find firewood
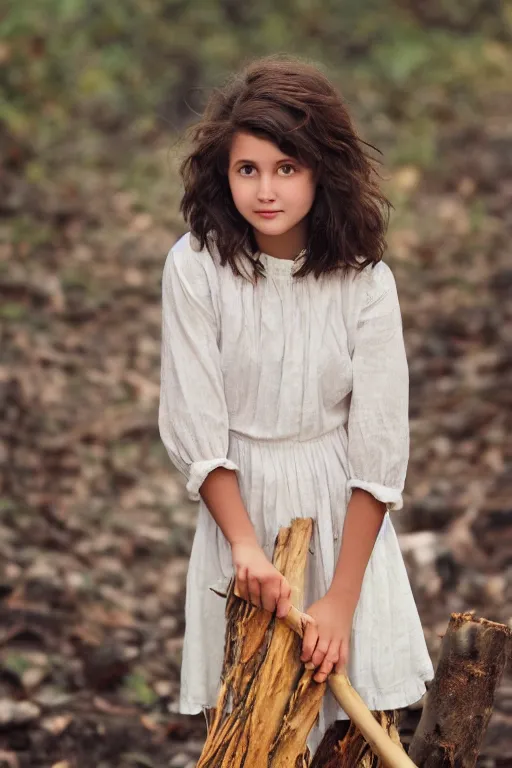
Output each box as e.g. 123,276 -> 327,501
197,518 -> 416,768
408,611 -> 512,767
232,582 -> 415,767
197,518 -> 320,767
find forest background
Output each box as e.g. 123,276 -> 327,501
1,1 -> 511,766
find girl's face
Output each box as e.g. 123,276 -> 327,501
227,131 -> 317,248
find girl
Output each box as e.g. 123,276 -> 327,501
158,53 -> 434,755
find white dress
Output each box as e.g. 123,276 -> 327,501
158,231 -> 435,754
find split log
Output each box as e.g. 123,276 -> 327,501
197,518 -> 415,768
408,611 -> 512,767
197,518 -> 323,767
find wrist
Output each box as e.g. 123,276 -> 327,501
326,582 -> 360,611
229,533 -> 260,549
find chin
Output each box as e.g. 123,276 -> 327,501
251,220 -> 294,236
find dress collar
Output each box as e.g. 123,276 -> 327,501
258,248 -> 307,277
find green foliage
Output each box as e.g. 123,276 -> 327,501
0,302 -> 27,321
1,0 -> 509,164
122,671 -> 159,706
4,652 -> 32,677
0,0 -> 510,236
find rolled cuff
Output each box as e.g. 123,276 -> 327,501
347,479 -> 404,513
186,458 -> 240,501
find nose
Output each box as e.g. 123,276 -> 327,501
257,175 -> 276,203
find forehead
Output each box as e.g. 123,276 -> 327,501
229,131 -> 290,163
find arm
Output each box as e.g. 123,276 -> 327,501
301,261 -> 410,681
159,243 -> 257,545
328,489 -> 385,611
159,240 -> 291,615
199,467 -> 259,547
330,260 -> 409,603
200,467 -> 291,615
158,242 -> 241,500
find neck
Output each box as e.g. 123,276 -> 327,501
253,221 -> 308,261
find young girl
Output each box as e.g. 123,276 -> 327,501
158,53 -> 434,754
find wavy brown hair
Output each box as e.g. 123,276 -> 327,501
179,53 -> 392,282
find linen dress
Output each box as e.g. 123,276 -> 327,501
158,231 -> 434,754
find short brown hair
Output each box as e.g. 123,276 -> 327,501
179,54 -> 392,282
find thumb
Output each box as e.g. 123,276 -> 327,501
335,639 -> 349,675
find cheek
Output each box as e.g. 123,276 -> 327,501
306,183 -> 317,208
228,177 -> 251,212
286,180 -> 316,212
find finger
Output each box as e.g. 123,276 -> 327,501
248,576 -> 262,608
261,583 -> 280,614
313,658 -> 334,683
236,567 -> 249,602
300,619 -> 318,663
276,578 -> 292,619
314,641 -> 340,683
311,640 -> 330,669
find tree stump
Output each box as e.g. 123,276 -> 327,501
408,611 -> 512,767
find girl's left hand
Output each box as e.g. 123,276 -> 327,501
301,589 -> 355,683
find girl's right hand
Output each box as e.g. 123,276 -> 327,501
231,540 -> 292,619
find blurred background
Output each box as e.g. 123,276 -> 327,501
1,1 -> 511,766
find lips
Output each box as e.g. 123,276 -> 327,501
255,210 -> 282,218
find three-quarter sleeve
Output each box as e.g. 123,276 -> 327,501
346,261 -> 409,513
158,242 -> 239,501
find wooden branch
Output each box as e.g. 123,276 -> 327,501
408,611 -> 512,767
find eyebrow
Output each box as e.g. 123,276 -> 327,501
232,157 -> 297,167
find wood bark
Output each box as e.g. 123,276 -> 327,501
408,611 -> 511,767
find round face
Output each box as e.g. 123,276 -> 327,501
227,131 -> 317,255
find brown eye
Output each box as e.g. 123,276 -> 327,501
279,164 -> 296,176
239,165 -> 254,176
